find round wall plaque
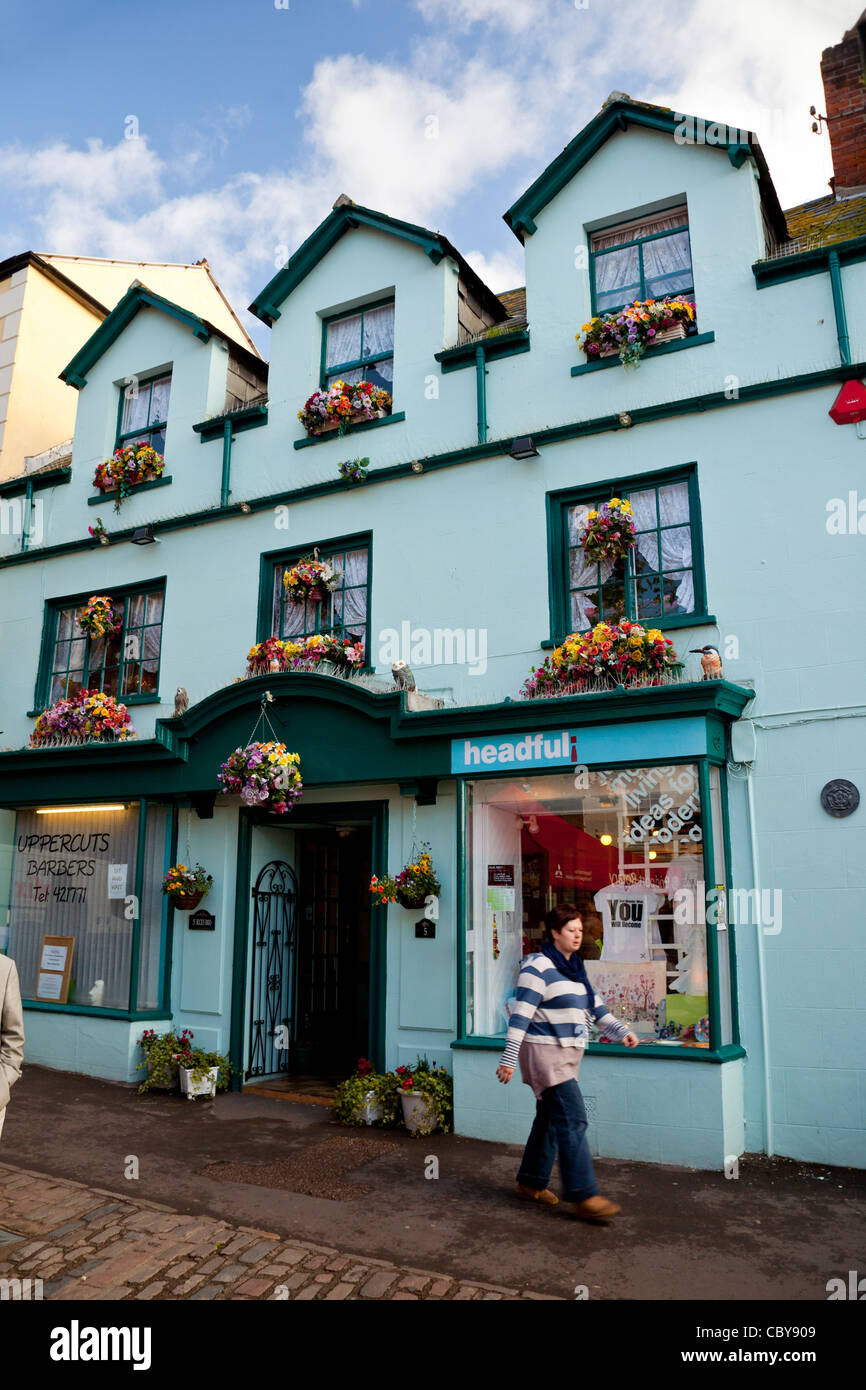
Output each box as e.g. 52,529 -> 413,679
820,779 -> 860,818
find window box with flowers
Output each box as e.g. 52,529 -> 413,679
577,298 -> 696,368
92,444 -> 167,511
522,619 -> 682,698
298,380 -> 392,437
244,633 -> 364,677
29,689 -> 136,746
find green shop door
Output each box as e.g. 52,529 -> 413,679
293,827 -> 372,1076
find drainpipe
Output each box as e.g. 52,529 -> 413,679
220,419 -> 233,507
828,250 -> 851,367
745,764 -> 773,1157
474,344 -> 487,444
21,478 -> 32,553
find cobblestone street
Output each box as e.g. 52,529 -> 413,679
0,1163 -> 550,1301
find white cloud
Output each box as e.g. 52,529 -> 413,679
414,0 -> 540,34
463,248 -> 525,292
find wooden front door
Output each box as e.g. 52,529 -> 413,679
294,828 -> 371,1075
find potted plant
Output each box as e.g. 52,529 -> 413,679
29,689 -> 136,747
522,620 -> 681,698
333,1058 -> 401,1127
137,1027 -> 195,1093
162,863 -> 213,912
396,1057 -> 453,1136
218,742 -> 303,813
578,498 -> 637,564
577,297 -> 696,367
369,843 -> 441,910
282,553 -> 340,606
285,633 -> 365,672
337,456 -> 370,483
77,595 -> 123,640
93,443 -> 165,511
245,636 -> 296,676
298,381 -> 391,437
178,1046 -> 231,1100
88,518 -> 110,546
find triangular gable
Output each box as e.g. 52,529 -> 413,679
503,97 -> 787,243
249,200 -> 505,327
60,283 -> 213,389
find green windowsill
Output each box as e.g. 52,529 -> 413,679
27,695 -> 161,718
570,331 -> 715,376
293,411 -> 405,450
540,613 -> 718,649
451,1036 -> 745,1063
22,1000 -> 171,1021
88,476 -> 173,505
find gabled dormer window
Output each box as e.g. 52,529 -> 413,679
322,300 -> 394,392
590,207 -> 694,315
116,372 -> 172,454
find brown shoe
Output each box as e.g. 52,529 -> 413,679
572,1195 -> 620,1222
516,1183 -> 559,1206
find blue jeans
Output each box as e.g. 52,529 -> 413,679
516,1079 -> 598,1203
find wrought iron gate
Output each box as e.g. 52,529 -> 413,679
247,859 -> 298,1080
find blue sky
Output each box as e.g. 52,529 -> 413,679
1,0 -> 848,350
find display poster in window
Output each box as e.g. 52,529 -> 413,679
36,935 -> 74,1002
487,864 -> 515,911
585,960 -> 666,1035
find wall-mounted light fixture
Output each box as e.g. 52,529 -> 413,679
509,436 -> 539,460
131,525 -> 158,545
37,804 -> 127,815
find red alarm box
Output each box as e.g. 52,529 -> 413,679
829,380 -> 866,424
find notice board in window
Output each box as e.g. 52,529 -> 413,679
36,935 -> 75,1003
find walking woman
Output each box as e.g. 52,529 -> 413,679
496,904 -> 638,1221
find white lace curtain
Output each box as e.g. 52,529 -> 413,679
629,483 -> 694,614
326,305 -> 394,379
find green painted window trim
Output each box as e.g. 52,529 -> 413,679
114,369 -> 172,453
589,220 -> 693,316
257,531 -> 373,663
435,329 -> 531,373
88,476 -> 173,506
33,577 -> 167,714
450,1036 -> 746,1063
544,463 -> 709,646
571,331 -> 715,375
319,296 -> 395,390
294,411 -> 405,450
22,1002 -> 173,1021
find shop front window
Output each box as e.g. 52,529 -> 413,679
1,802 -> 170,1012
465,763 -> 721,1050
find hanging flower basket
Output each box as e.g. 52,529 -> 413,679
521,620 -> 680,698
162,863 -> 213,910
282,555 -> 340,606
93,444 -> 165,510
218,742 -> 303,814
298,381 -> 391,437
78,595 -> 123,640
370,843 -> 441,908
578,498 -> 637,564
577,298 -> 696,367
29,689 -> 136,746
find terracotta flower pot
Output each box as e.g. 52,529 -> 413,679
171,891 -> 204,911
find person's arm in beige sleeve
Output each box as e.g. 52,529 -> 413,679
0,958 -> 25,1111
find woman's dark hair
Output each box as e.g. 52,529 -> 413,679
543,903 -> 582,942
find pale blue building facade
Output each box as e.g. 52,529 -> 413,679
0,97 -> 864,1170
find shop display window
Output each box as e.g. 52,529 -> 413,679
465,763 -> 722,1049
0,802 -> 170,1012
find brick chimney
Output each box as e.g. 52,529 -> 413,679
820,9 -> 866,195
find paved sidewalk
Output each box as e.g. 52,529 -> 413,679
0,1164 -> 549,1301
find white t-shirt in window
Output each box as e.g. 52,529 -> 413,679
594,883 -> 664,963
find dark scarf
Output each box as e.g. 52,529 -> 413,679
540,940 -> 594,999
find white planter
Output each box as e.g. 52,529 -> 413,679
400,1091 -> 438,1134
179,1065 -> 218,1100
356,1090 -> 383,1126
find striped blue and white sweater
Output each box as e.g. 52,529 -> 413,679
500,952 -> 630,1069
